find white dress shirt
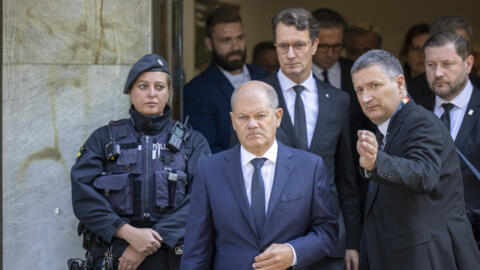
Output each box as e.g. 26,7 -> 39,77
434,80 -> 473,140
312,61 -> 342,89
240,140 -> 278,212
239,140 -> 297,266
277,69 -> 319,147
218,64 -> 251,90
377,119 -> 390,137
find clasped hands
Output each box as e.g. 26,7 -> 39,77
115,224 -> 163,270
357,130 -> 378,172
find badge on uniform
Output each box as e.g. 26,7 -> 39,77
76,146 -> 85,162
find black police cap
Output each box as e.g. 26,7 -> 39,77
123,53 -> 170,94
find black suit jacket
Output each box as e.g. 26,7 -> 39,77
262,74 -> 361,257
360,100 -> 480,270
406,72 -> 480,110
414,84 -> 480,210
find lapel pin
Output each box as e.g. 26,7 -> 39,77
325,93 -> 330,98
468,109 -> 474,115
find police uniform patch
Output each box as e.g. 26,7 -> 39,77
76,146 -> 85,161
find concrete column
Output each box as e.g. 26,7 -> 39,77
2,1 -> 152,268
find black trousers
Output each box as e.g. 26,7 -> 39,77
467,210 -> 480,250
113,244 -> 180,270
90,240 -> 181,270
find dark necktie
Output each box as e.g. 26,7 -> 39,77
293,85 -> 308,150
440,103 -> 454,131
322,70 -> 330,85
251,158 -> 267,236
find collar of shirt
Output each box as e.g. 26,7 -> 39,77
377,118 -> 390,136
312,61 -> 340,78
277,68 -> 316,95
312,62 -> 340,81
240,140 -> 278,167
218,64 -> 251,89
434,79 -> 473,112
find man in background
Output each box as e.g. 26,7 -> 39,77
423,31 -> 480,249
345,23 -> 382,61
252,41 -> 279,75
183,6 -> 267,153
408,15 -> 480,108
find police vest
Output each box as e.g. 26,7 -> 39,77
93,119 -> 191,223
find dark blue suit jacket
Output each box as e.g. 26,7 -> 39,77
183,62 -> 267,153
181,142 -> 338,269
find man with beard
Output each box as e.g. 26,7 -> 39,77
424,31 -> 480,249
407,15 -> 480,109
183,6 -> 267,153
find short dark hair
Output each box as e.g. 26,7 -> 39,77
252,41 -> 275,62
272,8 -> 319,42
351,49 -> 404,82
206,6 -> 242,38
346,23 -> 382,48
311,8 -> 347,36
430,15 -> 473,41
423,31 -> 471,60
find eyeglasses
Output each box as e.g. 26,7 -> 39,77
274,41 -> 311,54
317,43 -> 344,53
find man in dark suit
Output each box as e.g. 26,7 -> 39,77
407,15 -> 480,108
183,6 -> 267,153
422,31 -> 480,248
263,8 -> 361,270
352,49 -> 480,270
181,80 -> 338,270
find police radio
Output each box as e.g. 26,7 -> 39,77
167,116 -> 189,152
105,122 -> 121,161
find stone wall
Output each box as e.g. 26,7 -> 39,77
2,1 -> 152,268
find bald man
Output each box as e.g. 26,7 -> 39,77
181,81 -> 338,270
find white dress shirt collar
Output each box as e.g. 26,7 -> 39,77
434,80 -> 473,112
218,64 -> 251,90
240,140 -> 278,167
311,61 -> 341,89
377,119 -> 390,136
277,69 -> 316,94
434,80 -> 473,140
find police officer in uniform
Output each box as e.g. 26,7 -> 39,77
71,53 -> 211,270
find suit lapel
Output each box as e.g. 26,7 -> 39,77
264,143 -> 293,224
455,87 -> 480,149
267,75 -> 298,147
221,145 -> 257,235
309,78 -> 332,151
209,63 -> 235,102
364,102 -> 409,216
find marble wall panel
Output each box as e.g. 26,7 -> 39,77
3,0 -> 151,65
3,63 -> 134,269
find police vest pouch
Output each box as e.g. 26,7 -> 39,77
155,170 -> 187,208
114,148 -> 140,174
93,173 -> 133,215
